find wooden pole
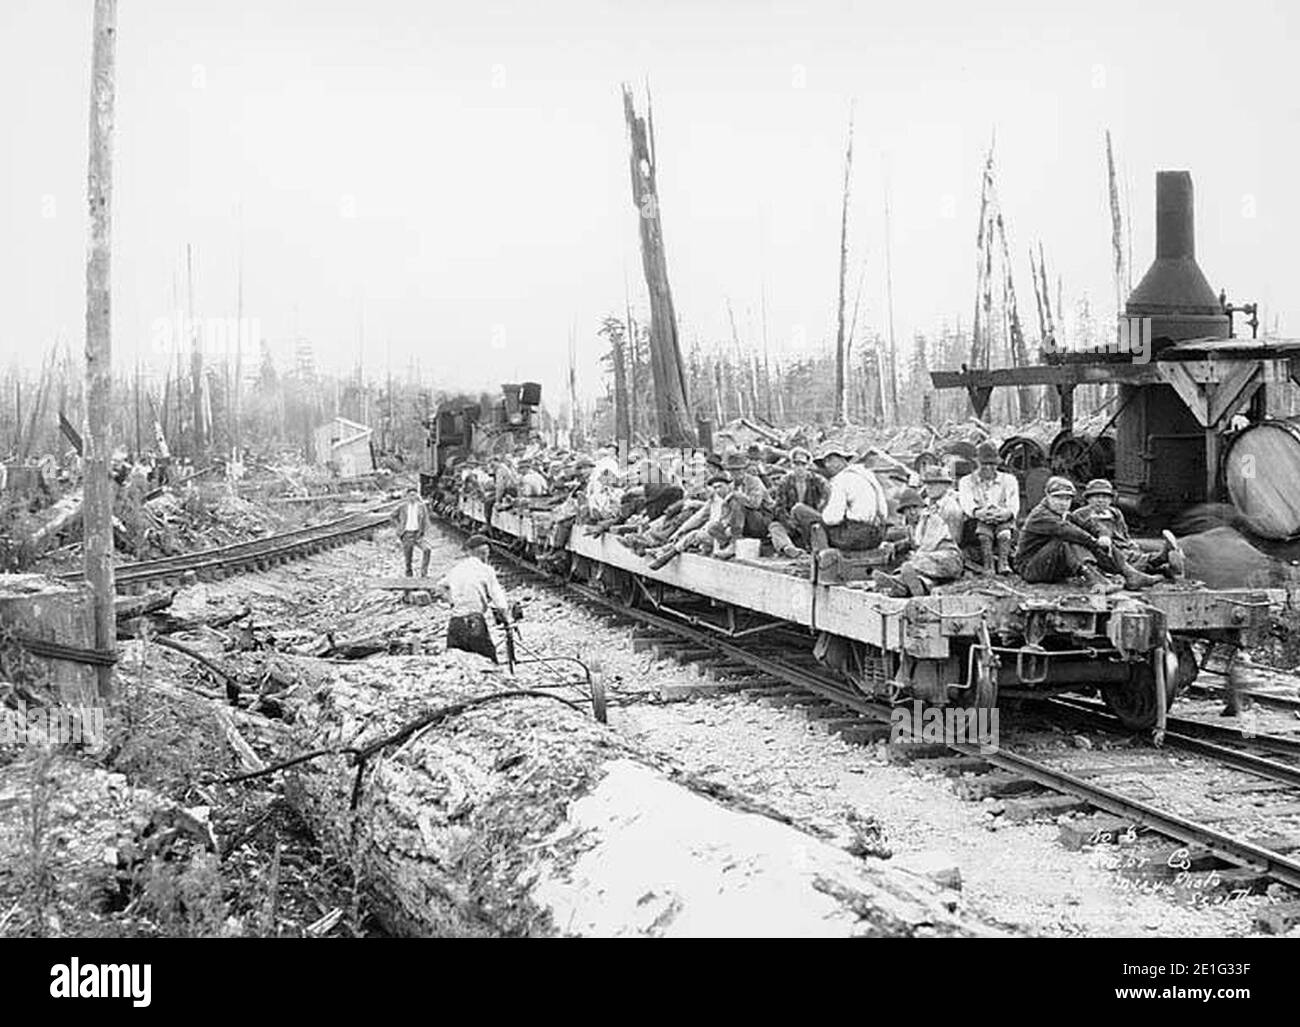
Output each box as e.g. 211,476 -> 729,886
833,104 -> 854,426
83,0 -> 117,701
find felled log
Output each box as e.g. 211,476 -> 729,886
113,589 -> 175,623
29,492 -> 83,554
281,654 -> 1002,937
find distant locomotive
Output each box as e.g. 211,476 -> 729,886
933,171 -> 1300,534
419,381 -> 542,495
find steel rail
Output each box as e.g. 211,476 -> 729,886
462,511 -> 1300,892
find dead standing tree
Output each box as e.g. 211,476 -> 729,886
833,105 -> 855,425
84,0 -> 118,701
622,85 -> 695,447
598,316 -> 631,444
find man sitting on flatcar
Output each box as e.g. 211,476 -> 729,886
957,441 -> 1020,575
1016,476 -> 1162,592
768,446 -> 829,557
921,465 -> 965,545
518,458 -> 550,498
645,472 -> 736,568
714,450 -> 775,558
1070,478 -> 1185,581
787,443 -> 888,554
870,487 -> 965,597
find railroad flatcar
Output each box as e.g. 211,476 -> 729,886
447,493 -> 1284,735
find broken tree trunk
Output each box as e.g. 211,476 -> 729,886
622,85 -> 695,447
280,655 -> 999,937
995,212 -> 1035,419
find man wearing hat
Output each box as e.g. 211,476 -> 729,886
788,443 -> 889,553
1017,476 -> 1157,591
390,486 -> 434,577
871,486 -> 965,597
433,533 -> 514,662
922,464 -> 965,547
957,441 -> 1020,574
768,446 -> 829,557
711,449 -> 775,558
1071,478 -> 1184,581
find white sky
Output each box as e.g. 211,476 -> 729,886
1,0 -> 1297,402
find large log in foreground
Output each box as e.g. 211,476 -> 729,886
282,654 -> 1001,937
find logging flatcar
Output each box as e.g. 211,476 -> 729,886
447,492 -> 1283,735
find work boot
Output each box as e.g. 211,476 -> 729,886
1080,564 -> 1122,594
780,543 -> 805,559
978,535 -> 996,575
871,570 -> 911,598
1162,529 -> 1187,579
647,546 -> 679,571
898,565 -> 929,597
713,540 -> 736,560
1121,565 -> 1164,590
994,535 -> 1013,576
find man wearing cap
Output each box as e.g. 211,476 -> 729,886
922,465 -> 965,547
1071,478 -> 1184,581
433,534 -> 513,662
957,442 -> 1020,574
1017,476 -> 1158,591
871,487 -> 965,597
390,486 -> 434,577
788,444 -> 889,553
645,472 -> 736,569
768,446 -> 830,557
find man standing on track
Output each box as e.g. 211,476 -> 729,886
391,486 -> 433,577
435,534 -> 513,663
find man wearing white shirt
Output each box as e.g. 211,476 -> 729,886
435,534 -> 513,662
957,442 -> 1020,574
390,487 -> 433,576
788,444 -> 887,553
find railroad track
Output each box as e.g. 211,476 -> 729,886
60,505 -> 395,593
462,519 -> 1300,912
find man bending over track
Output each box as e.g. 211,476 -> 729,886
434,534 -> 513,663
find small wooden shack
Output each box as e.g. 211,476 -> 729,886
313,416 -> 375,477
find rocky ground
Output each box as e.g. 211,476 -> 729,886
4,517 -> 1297,937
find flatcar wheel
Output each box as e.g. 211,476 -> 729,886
1102,661 -> 1175,731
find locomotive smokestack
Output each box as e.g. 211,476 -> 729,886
1154,170 -> 1196,261
1125,170 -> 1229,340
